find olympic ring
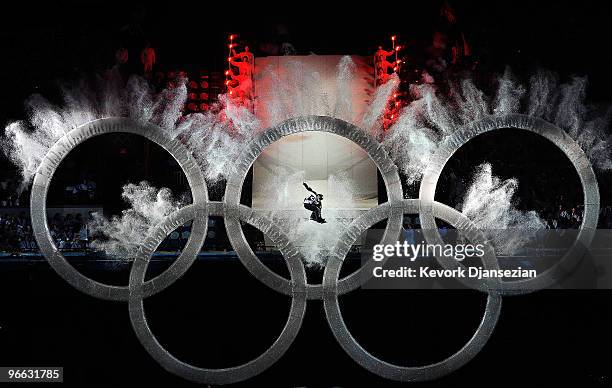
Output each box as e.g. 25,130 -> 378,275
128,202 -> 307,385
30,118 -> 209,301
28,113 -> 600,384
224,116 -> 404,299
419,114 -> 600,294
323,199 -> 501,382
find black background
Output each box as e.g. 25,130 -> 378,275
1,1 -> 611,386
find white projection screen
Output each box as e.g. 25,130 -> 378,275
252,55 -> 378,213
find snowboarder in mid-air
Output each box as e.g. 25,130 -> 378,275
303,182 -> 326,223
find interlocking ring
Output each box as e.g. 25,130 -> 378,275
419,114 -> 600,294
128,202 -> 307,385
29,118 -> 209,301
224,116 -> 404,299
323,199 -> 501,382
29,113 -> 600,384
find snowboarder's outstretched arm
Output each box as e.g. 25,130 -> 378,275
303,182 -> 317,195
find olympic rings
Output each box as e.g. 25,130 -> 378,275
29,113 -> 600,384
419,114 -> 600,294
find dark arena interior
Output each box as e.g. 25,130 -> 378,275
0,1 -> 611,386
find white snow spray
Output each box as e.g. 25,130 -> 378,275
1,68 -> 187,188
89,181 -> 185,259
2,64 -> 610,264
173,95 -> 262,182
256,55 -> 396,132
383,68 -> 612,185
0,68 -> 265,186
460,163 -> 546,255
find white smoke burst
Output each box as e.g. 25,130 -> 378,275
0,62 -> 396,261
0,57 -> 403,189
3,64 -> 610,189
89,181 -> 185,259
360,74 -> 399,135
0,68 -> 265,186
258,60 -> 332,125
333,56 -> 356,122
384,68 -> 612,184
1,62 -> 609,262
256,55 -> 398,132
461,163 -> 546,255
173,95 -> 261,182
1,68 -> 187,188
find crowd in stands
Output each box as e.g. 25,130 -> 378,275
63,179 -> 98,205
0,175 -> 99,253
543,205 -> 584,229
0,212 -> 91,253
0,213 -> 237,254
1,177 -> 98,208
1,203 -> 611,255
